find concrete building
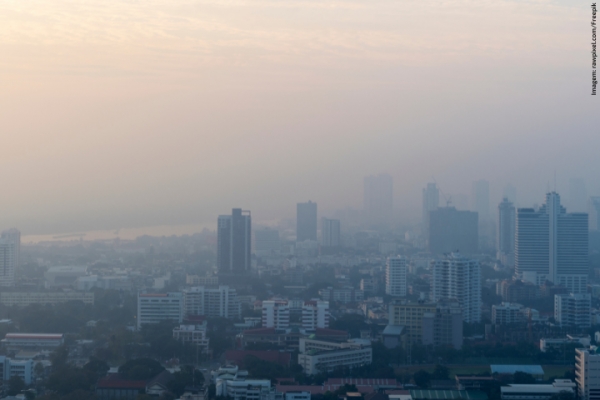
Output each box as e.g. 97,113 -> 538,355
501,380 -> 575,400
0,240 -> 17,287
498,198 -> 516,267
1,229 -> 20,270
431,253 -> 481,323
364,174 -> 393,230
389,300 -> 436,344
492,303 -> 525,325
172,323 -> 209,354
428,207 -> 478,254
555,293 -> 591,328
301,301 -> 330,330
496,280 -> 539,303
516,192 -> 588,293
44,266 -> 88,288
576,347 -> 600,400
137,292 -> 184,329
385,256 -> 407,297
360,278 -> 379,295
540,335 -> 591,352
218,208 -> 252,273
76,275 -> 132,291
186,275 -> 219,286
1,333 -> 64,350
297,338 -> 372,375
254,228 -> 280,256
183,286 -> 241,319
0,291 -> 94,307
297,201 -> 318,242
321,218 -> 341,248
422,183 -> 440,235
422,299 -> 463,349
216,377 -> 275,400
0,356 -> 34,385
262,300 -> 290,330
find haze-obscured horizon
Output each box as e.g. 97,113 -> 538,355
1,0 -> 598,236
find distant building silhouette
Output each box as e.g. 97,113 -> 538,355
363,174 -> 393,229
217,208 -> 251,273
422,183 -> 439,235
428,207 -> 478,254
297,201 -> 317,242
471,180 -> 490,221
321,218 -> 340,247
497,198 -> 516,267
1,229 -> 20,270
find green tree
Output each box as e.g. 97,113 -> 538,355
513,371 -> 535,384
119,358 -> 165,380
413,370 -> 431,388
7,376 -> 26,396
432,364 -> 449,380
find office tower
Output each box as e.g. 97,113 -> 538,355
422,183 -> 439,233
182,286 -> 241,319
497,198 -> 516,267
422,299 -> 463,350
137,292 -> 184,329
471,180 -> 490,221
431,253 -> 481,323
217,208 -> 251,273
0,241 -> 16,287
503,184 -> 517,204
262,300 -> 290,329
302,300 -> 330,330
297,201 -> 317,242
254,228 -> 280,255
321,218 -> 341,247
570,178 -> 588,213
1,229 -> 20,269
363,174 -> 393,229
575,347 -> 600,400
385,256 -> 407,297
389,300 -> 437,344
555,293 -> 591,328
428,207 -> 478,254
590,197 -> 600,231
515,192 -> 588,293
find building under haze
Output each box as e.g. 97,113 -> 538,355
297,201 -> 317,242
321,218 -> 341,247
385,256 -> 407,297
1,229 -> 20,270
590,197 -> 600,231
428,207 -> 478,254
515,192 -> 588,293
497,198 -> 516,267
137,292 -> 184,329
254,227 -> 280,256
422,183 -> 439,235
0,240 -> 17,287
363,174 -> 393,230
471,180 -> 490,221
217,208 -> 252,273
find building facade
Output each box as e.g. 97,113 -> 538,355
0,241 -> 16,287
183,286 -> 241,319
497,198 -> 516,267
576,347 -> 600,400
137,292 -> 184,329
262,300 -> 290,330
389,300 -> 436,344
321,218 -> 341,248
297,201 -> 318,242
385,256 -> 407,297
555,293 -> 591,328
218,208 -> 252,273
422,299 -> 463,349
428,207 -> 478,254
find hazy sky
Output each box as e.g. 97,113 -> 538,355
0,0 -> 597,235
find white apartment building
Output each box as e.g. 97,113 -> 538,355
172,323 -> 209,354
302,300 -> 329,330
183,286 -> 241,319
576,347 -> 600,400
297,338 -> 372,375
492,303 -> 524,325
431,253 -> 481,323
0,241 -> 16,287
386,256 -> 407,297
555,293 -> 591,328
0,356 -> 34,385
216,378 -> 275,400
137,292 -> 184,329
262,300 -> 290,329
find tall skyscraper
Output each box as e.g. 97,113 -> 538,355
297,201 -> 317,242
497,198 -> 516,267
422,183 -> 439,233
471,180 -> 490,221
363,174 -> 393,229
515,192 -> 588,293
431,253 -> 481,323
321,218 -> 341,247
428,207 -> 478,254
217,208 -> 251,273
0,240 -> 16,287
385,256 -> 407,297
1,229 -> 20,269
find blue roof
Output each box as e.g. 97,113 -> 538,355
490,365 -> 544,375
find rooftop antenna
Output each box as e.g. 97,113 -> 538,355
554,170 -> 557,192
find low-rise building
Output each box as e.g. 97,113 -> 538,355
137,292 -> 184,329
172,323 -> 209,354
2,333 -> 64,350
0,356 -> 34,384
492,303 -> 525,325
297,338 -> 372,375
501,380 -> 575,400
540,335 -> 591,352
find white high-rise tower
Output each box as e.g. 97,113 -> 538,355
385,256 -> 407,297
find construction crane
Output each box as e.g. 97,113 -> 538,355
431,177 -> 452,207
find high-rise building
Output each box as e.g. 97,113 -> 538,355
497,198 -> 516,267
217,209 -> 251,273
137,292 -> 184,329
515,192 -> 588,293
431,253 -> 481,323
0,240 -> 16,287
297,201 -> 317,242
385,256 -> 407,297
301,300 -> 330,330
422,183 -> 439,233
389,300 -> 436,344
555,293 -> 591,328
428,207 -> 478,254
182,286 -> 241,319
422,299 -> 463,350
575,347 -> 600,400
363,174 -> 393,229
472,180 -> 490,221
1,229 -> 20,270
321,218 -> 341,247
262,300 -> 290,329
254,228 -> 280,255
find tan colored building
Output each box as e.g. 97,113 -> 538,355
0,291 -> 94,307
388,300 -> 436,344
